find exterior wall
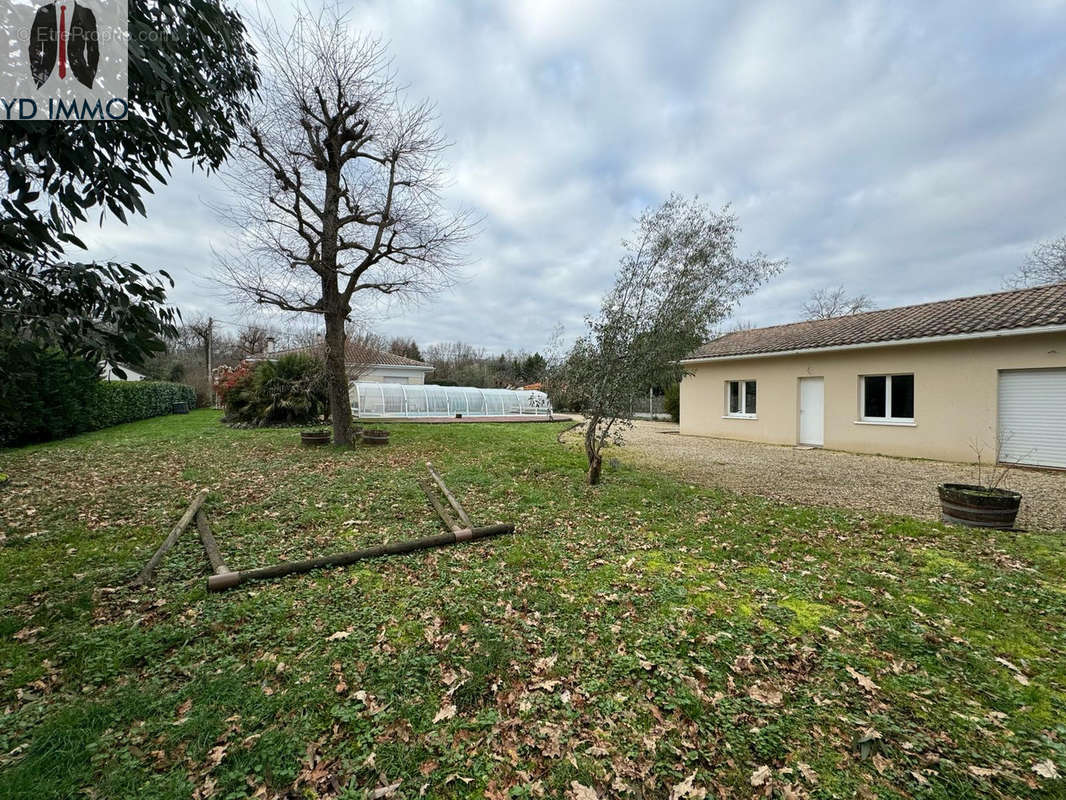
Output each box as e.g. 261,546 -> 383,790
347,366 -> 430,385
680,331 -> 1066,462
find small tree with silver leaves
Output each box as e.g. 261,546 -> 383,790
559,195 -> 784,485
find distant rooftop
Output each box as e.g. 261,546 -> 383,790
686,282 -> 1066,360
255,341 -> 433,369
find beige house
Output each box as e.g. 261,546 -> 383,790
251,342 -> 434,384
680,283 -> 1066,468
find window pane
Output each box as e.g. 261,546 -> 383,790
864,375 -> 886,418
745,381 -> 757,414
728,381 -> 740,413
891,374 -> 914,419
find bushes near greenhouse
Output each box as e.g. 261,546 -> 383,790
217,354 -> 328,426
0,337 -> 194,447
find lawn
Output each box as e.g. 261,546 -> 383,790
1,411 -> 1064,799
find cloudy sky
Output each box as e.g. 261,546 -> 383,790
78,0 -> 1066,354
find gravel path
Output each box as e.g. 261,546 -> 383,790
599,420 -> 1066,532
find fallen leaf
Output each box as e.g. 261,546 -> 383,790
370,780 -> 401,798
845,665 -> 879,692
968,765 -> 997,778
669,772 -> 706,800
1032,760 -> 1060,779
432,703 -> 456,724
797,762 -> 818,785
748,683 -> 783,706
570,781 -> 598,799
326,630 -> 352,641
750,765 -> 772,787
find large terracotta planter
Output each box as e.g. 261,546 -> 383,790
937,483 -> 1021,530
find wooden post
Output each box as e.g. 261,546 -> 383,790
425,461 -> 473,529
135,489 -> 209,584
419,479 -> 459,533
206,524 -> 514,592
195,509 -> 230,576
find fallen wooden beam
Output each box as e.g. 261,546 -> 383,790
426,461 -> 473,529
419,478 -> 460,533
207,524 -> 514,592
195,509 -> 230,576
135,488 -> 209,584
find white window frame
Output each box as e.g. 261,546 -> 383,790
724,379 -> 757,418
859,373 -> 915,424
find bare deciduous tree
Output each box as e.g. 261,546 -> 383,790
558,195 -> 785,485
1005,235 -> 1066,289
802,286 -> 875,320
219,6 -> 472,445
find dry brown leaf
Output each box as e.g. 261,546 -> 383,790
750,765 -> 772,787
370,780 -> 401,798
797,762 -> 818,784
326,630 -> 352,641
570,781 -> 599,799
432,703 -> 456,724
669,772 -> 707,799
845,665 -> 879,692
748,683 -> 783,706
1032,760 -> 1060,779
967,765 -> 997,778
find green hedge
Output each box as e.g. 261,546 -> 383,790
0,338 -> 195,448
87,380 -> 196,430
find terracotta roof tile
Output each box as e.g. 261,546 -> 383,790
687,282 -> 1066,360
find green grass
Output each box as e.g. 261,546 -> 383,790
1,410 -> 1064,798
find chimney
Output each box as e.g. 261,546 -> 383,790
265,336 -> 276,354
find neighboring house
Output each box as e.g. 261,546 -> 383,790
99,362 -> 147,382
680,283 -> 1066,468
251,341 -> 434,385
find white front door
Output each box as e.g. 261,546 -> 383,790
799,377 -> 824,446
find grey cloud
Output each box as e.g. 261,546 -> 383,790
75,0 -> 1066,350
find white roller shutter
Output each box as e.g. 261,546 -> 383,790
998,369 -> 1066,469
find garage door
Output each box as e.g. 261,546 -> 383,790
998,369 -> 1066,468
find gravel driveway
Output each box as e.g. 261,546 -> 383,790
604,420 -> 1066,532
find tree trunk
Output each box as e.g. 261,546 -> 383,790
323,310 -> 354,446
584,417 -> 602,485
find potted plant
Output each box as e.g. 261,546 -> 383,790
361,428 -> 390,446
937,440 -> 1023,529
300,429 -> 331,447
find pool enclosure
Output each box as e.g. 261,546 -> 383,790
350,382 -> 552,418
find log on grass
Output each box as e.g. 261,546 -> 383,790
195,509 -> 230,576
207,523 -> 514,592
419,478 -> 459,533
426,461 -> 473,529
135,488 -> 209,584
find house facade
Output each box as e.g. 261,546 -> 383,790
680,283 -> 1066,468
250,342 -> 434,385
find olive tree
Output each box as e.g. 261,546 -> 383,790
221,6 -> 471,445
558,195 -> 784,485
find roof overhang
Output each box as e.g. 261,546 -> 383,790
358,362 -> 434,372
681,323 -> 1066,364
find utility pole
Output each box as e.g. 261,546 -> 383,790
206,317 -> 214,408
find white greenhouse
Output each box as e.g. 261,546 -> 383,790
350,382 -> 552,418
